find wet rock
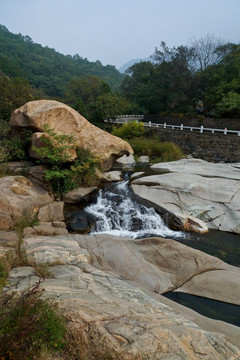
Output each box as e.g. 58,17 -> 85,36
66,210 -> 95,234
63,187 -> 97,204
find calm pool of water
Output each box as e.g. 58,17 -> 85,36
175,229 -> 240,267
164,291 -> 240,327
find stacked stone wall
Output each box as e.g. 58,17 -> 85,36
152,128 -> 240,162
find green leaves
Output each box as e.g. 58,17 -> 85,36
112,121 -> 145,139
33,126 -> 99,195
32,124 -> 76,166
216,91 -> 240,117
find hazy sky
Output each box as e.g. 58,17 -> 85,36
1,0 -> 240,68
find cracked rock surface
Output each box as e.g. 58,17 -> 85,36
132,159 -> 240,233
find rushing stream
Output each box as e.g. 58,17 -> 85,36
85,175 -> 184,239
66,172 -> 240,327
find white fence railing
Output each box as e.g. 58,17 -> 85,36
104,118 -> 240,136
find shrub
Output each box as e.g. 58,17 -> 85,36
33,125 -> 76,166
1,128 -> 33,162
0,282 -> 66,360
33,125 -> 100,195
0,257 -> 10,290
112,120 -> 145,139
13,214 -> 39,267
216,91 -> 240,118
129,138 -> 184,163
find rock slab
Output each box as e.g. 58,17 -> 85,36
3,233 -> 240,359
132,159 -> 240,233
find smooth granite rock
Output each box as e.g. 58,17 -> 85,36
2,232 -> 239,359
10,100 -> 133,171
132,160 -> 240,233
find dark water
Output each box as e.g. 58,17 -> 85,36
175,230 -> 240,267
164,292 -> 240,327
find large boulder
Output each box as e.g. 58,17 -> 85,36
10,100 -> 133,171
132,159 -> 240,233
0,176 -> 53,230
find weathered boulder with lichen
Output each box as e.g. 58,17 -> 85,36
10,100 -> 133,171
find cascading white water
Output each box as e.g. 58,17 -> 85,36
85,178 -> 184,239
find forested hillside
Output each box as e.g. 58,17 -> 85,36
0,25 -> 123,96
121,37 -> 240,118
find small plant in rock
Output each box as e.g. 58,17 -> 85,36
13,213 -> 39,267
33,125 -> 100,195
0,281 -> 66,360
34,263 -> 53,279
0,257 -> 10,290
33,124 -> 77,166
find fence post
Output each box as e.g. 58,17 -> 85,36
190,127 -> 193,131
212,129 -> 214,133
164,122 -> 166,129
238,132 -> 240,136
181,124 -> 183,130
224,128 -> 227,135
200,126 -> 203,133
149,121 -> 151,127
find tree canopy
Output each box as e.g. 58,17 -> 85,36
121,36 -> 240,117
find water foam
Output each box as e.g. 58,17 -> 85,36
85,179 -> 183,239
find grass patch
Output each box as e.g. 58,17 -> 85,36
0,281 -> 66,360
129,137 -> 184,163
13,213 -> 39,267
33,263 -> 53,279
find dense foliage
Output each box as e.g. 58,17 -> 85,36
129,137 -> 184,163
121,36 -> 240,118
0,24 -> 123,97
0,26 -> 239,125
112,120 -> 145,139
64,75 -> 130,122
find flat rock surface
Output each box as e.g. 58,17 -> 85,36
3,233 -> 240,359
151,158 -> 240,180
132,161 -> 240,233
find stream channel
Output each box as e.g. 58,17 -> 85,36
65,169 -> 240,328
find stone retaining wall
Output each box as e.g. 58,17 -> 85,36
151,128 -> 240,162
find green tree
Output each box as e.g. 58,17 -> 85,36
0,76 -> 42,121
65,75 -> 129,122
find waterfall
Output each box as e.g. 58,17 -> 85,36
85,178 -> 183,239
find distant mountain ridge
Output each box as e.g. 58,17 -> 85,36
0,24 -> 124,96
118,57 -> 152,73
